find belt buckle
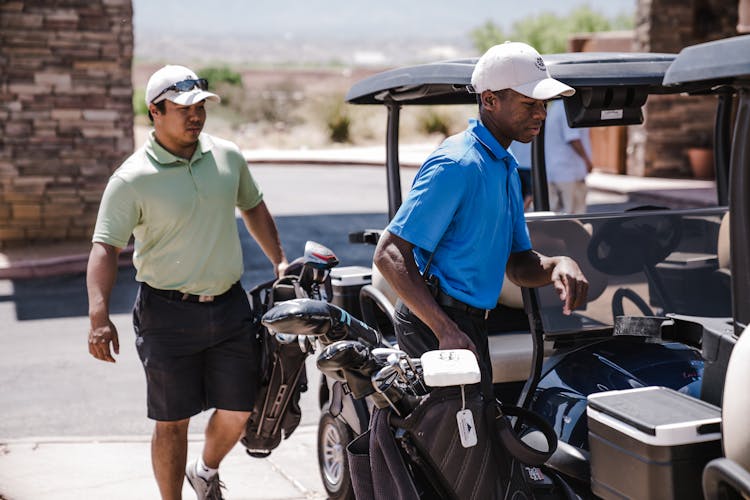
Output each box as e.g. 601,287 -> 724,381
198,294 -> 214,303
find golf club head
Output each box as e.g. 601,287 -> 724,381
370,365 -> 419,414
262,298 -> 332,337
372,347 -> 407,364
371,365 -> 400,394
303,241 -> 339,270
317,340 -> 369,371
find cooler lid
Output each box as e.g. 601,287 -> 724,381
588,387 -> 721,441
330,266 -> 372,286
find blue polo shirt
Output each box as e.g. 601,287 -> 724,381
387,119 -> 531,310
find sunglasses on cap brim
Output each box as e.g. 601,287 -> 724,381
151,78 -> 209,103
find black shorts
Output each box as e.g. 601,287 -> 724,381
133,282 -> 261,421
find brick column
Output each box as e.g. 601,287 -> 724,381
0,1 -> 133,248
632,0 -> 737,177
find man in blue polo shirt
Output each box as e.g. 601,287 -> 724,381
374,42 -> 589,394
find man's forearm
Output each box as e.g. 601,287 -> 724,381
569,139 -> 593,171
373,232 -> 456,336
241,201 -> 286,268
86,242 -> 120,325
506,250 -> 559,288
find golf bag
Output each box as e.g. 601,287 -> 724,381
347,386 -> 560,500
240,274 -> 311,458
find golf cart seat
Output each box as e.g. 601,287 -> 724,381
716,212 -> 731,286
498,217 -> 609,310
703,325 -> 750,498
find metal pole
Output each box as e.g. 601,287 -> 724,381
385,100 -> 403,220
714,91 -> 733,206
531,122 -> 550,212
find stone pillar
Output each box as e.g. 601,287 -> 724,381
632,0 -> 737,177
0,1 -> 134,248
739,0 -> 750,32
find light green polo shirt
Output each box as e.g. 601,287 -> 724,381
93,132 -> 263,295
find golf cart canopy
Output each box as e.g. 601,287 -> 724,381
346,51 -> 699,217
346,52 -> 681,118
664,34 -> 750,88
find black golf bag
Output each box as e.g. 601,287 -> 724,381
240,274 -> 311,458
346,386 -> 561,500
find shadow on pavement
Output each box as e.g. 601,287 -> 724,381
6,212 -> 387,321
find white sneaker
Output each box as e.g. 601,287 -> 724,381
185,459 -> 225,500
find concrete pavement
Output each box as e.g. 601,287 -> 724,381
0,428 -> 325,499
0,146 -> 719,500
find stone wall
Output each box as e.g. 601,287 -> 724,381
0,0 -> 133,249
632,0 -> 738,177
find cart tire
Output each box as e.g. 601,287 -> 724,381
318,408 -> 355,500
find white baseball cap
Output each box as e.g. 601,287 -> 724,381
471,42 -> 575,100
145,65 -> 221,106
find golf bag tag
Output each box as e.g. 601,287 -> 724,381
456,409 -> 477,448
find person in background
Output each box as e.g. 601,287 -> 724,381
86,64 -> 288,500
544,99 -> 593,214
374,42 -> 589,396
509,140 -> 533,210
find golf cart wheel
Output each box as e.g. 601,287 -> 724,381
318,409 -> 355,500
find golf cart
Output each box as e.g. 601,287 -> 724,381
663,34 -> 750,499
316,44 -> 743,498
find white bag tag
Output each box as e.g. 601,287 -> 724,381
456,385 -> 477,448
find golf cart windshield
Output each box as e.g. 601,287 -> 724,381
526,207 -> 731,338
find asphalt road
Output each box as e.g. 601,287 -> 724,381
0,163 -> 631,440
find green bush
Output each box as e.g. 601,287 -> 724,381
197,66 -> 243,87
470,6 -> 634,54
323,98 -> 352,143
327,109 -> 351,143
418,109 -> 452,137
133,88 -> 148,117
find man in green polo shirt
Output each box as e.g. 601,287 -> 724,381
86,65 -> 288,500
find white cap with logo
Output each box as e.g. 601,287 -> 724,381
471,42 -> 575,100
145,65 -> 221,106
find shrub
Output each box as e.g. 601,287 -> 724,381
418,109 -> 452,137
324,99 -> 352,143
197,66 -> 243,87
133,88 -> 148,117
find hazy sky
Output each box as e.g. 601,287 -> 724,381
132,0 -> 636,40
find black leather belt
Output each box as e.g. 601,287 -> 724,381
143,282 -> 238,303
435,288 -> 489,319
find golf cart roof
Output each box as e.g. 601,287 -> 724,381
664,34 -> 750,88
346,52 -> 679,105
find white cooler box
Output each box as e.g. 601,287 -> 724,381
330,266 -> 372,319
587,386 -> 722,500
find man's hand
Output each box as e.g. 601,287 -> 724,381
275,259 -> 289,278
437,325 -> 479,359
88,319 -> 120,363
550,257 -> 589,315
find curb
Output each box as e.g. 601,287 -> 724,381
0,246 -> 133,281
0,425 -> 318,446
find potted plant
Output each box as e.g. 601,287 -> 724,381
686,133 -> 714,179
